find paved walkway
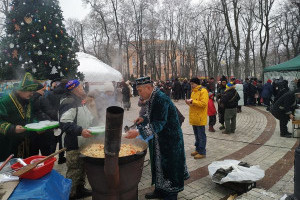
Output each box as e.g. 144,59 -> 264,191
54,96 -> 299,200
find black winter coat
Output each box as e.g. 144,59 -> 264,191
43,84 -> 68,120
271,89 -> 300,119
220,88 -> 240,109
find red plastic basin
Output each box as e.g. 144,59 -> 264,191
11,155 -> 56,179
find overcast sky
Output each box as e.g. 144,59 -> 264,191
59,0 -> 90,21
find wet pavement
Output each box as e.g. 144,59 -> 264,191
54,96 -> 299,200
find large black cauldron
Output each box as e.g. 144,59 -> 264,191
81,106 -> 148,200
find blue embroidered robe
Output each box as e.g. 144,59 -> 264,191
138,87 -> 189,194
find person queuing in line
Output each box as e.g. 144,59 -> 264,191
207,77 -> 216,95
172,78 -> 182,102
207,92 -> 217,132
59,80 -> 96,199
182,78 -> 191,99
261,79 -> 273,111
186,77 -> 208,159
243,78 -> 250,106
30,82 -> 55,157
234,79 -> 244,113
121,81 -> 131,111
216,76 -> 227,130
125,77 -> 189,200
164,79 -> 172,97
43,79 -> 68,164
270,81 -> 300,138
220,82 -> 240,134
0,73 -> 40,161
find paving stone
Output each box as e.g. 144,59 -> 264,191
51,98 -> 296,200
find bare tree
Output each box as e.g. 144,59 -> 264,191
220,0 -> 241,78
255,0 -> 276,70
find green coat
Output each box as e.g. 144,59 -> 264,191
0,92 -> 34,161
138,87 -> 189,194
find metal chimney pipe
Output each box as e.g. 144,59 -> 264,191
104,106 -> 124,200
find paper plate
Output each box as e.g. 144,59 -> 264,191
24,121 -> 59,131
88,126 -> 105,135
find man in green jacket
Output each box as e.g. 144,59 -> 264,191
0,72 -> 39,161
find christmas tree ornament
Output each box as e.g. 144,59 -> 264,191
49,20 -> 52,24
56,24 -> 59,27
60,72 -> 63,77
58,66 -> 61,69
9,63 -> 12,66
16,45 -> 19,48
12,19 -> 16,23
39,39 -> 43,44
25,61 -> 28,64
33,44 -> 36,48
46,46 -> 49,49
38,20 -> 41,22
47,38 -> 50,40
29,60 -> 33,63
28,52 -> 31,55
45,61 -> 48,65
60,30 -> 63,34
14,24 -> 20,31
53,45 -> 56,48
19,56 -> 22,61
38,50 -> 42,55
55,34 -> 58,38
24,17 -> 32,24
44,26 -> 46,31
52,58 -> 55,61
5,61 -> 8,65
36,30 -> 39,33
60,55 -> 62,58
65,68 -> 68,71
21,64 -> 24,69
21,22 -> 24,26
51,66 -> 58,74
9,43 -> 14,48
23,2 -> 26,5
32,68 -> 37,73
12,50 -> 18,58
8,34 -> 11,37
31,34 -> 35,37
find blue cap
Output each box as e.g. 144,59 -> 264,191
66,80 -> 80,91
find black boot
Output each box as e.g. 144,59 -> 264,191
58,157 -> 66,164
75,187 -> 92,199
145,190 -> 165,199
280,132 -> 292,138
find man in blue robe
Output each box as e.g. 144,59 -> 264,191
125,77 -> 189,200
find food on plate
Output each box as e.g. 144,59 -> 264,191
24,120 -> 59,130
81,143 -> 143,158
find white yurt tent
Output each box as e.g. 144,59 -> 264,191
76,52 -> 123,91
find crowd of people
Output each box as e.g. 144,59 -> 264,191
1,72 -> 300,200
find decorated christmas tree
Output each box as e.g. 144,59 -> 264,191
0,0 -> 83,80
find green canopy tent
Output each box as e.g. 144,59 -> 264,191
264,55 -> 300,84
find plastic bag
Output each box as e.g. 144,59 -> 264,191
208,159 -> 265,184
0,173 -> 19,183
8,170 -> 71,200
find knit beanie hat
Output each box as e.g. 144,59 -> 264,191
190,77 -> 200,85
